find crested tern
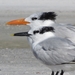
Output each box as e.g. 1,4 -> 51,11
7,12 -> 75,75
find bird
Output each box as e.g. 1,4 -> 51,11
6,12 -> 75,75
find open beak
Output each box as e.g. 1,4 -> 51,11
12,32 -> 31,36
6,18 -> 30,25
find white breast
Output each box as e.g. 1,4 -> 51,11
32,32 -> 55,49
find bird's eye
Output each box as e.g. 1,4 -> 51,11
32,17 -> 37,20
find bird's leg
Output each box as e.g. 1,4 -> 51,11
51,71 -> 54,75
60,70 -> 64,75
51,70 -> 64,75
55,71 -> 59,75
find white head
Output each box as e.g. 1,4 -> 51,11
7,12 -> 57,29
12,26 -> 55,48
28,26 -> 55,47
7,12 -> 56,47
25,12 -> 57,29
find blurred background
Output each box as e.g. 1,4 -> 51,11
0,0 -> 75,49
0,0 -> 75,11
0,1 -> 75,75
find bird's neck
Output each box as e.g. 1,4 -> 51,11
30,20 -> 55,29
32,32 -> 55,49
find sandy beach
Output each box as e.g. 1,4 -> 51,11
0,10 -> 75,75
0,0 -> 75,74
0,48 -> 52,75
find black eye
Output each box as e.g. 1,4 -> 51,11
32,17 -> 37,20
33,30 -> 39,34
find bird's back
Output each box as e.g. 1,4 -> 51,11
53,23 -> 75,44
34,37 -> 75,71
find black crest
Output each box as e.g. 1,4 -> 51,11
39,12 -> 57,20
33,26 -> 55,35
40,27 -> 55,34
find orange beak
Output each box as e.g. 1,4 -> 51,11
6,18 -> 30,25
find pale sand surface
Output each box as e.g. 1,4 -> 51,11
0,10 -> 75,75
0,48 -> 51,75
0,48 -> 74,75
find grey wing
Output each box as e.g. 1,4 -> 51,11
53,23 -> 75,44
38,37 -> 75,65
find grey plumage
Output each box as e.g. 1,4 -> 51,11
10,12 -> 75,73
33,37 -> 75,65
33,24 -> 75,66
53,23 -> 75,43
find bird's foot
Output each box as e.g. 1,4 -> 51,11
51,70 -> 64,75
60,70 -> 64,75
51,71 -> 54,75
